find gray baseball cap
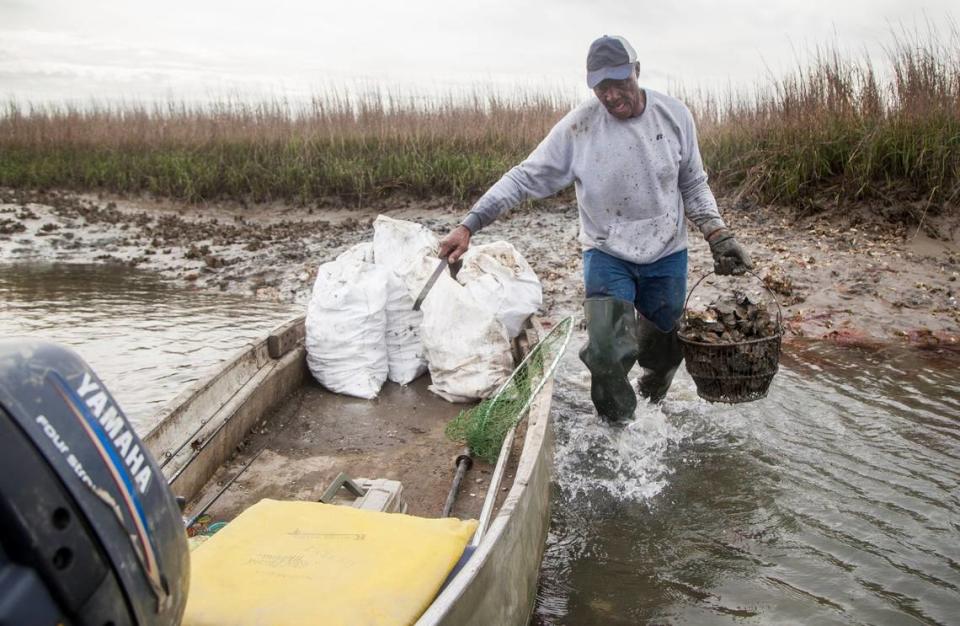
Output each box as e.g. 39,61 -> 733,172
586,35 -> 638,88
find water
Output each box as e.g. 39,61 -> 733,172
4,264 -> 958,623
535,334 -> 960,625
0,263 -> 299,432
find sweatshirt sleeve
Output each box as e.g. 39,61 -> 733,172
461,120 -> 576,234
677,105 -> 726,237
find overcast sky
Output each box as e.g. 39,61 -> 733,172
0,0 -> 954,105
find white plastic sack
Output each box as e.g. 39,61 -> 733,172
336,241 -> 375,264
383,272 -> 428,384
413,256 -> 514,402
373,215 -> 439,270
457,241 -> 542,339
373,216 -> 438,384
305,246 -> 389,399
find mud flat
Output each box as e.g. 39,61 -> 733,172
1,188 -> 957,350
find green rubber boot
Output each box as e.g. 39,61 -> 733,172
635,314 -> 683,404
579,297 -> 639,422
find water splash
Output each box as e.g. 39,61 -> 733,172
551,349 -> 739,505
553,395 -> 689,502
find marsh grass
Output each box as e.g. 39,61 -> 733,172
690,27 -> 960,213
1,30 -> 958,214
0,91 -> 571,204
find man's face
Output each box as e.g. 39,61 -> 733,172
592,71 -> 642,120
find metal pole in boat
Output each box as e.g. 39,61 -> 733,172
185,448 -> 265,528
441,449 -> 473,518
164,407 -> 250,484
158,383 -> 251,471
470,425 -> 518,547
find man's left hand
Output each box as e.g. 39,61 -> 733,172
708,229 -> 753,276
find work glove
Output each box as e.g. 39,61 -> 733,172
708,229 -> 753,276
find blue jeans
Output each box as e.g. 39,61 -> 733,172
583,248 -> 687,332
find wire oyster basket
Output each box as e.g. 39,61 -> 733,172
677,270 -> 783,403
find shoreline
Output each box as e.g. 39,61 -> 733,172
2,188 -> 957,353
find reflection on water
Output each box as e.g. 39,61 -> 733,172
536,336 -> 960,625
0,263 -> 299,433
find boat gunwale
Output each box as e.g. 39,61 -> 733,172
417,317 -> 554,625
144,314 -> 307,499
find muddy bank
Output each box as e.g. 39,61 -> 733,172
1,188 -> 957,350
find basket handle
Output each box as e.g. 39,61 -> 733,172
681,269 -> 783,329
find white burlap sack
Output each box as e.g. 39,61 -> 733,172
412,256 -> 514,402
305,246 -> 389,399
373,216 -> 438,384
457,241 -> 542,339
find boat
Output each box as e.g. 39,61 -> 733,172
142,314 -> 560,625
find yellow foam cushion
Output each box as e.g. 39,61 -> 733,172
183,499 -> 477,626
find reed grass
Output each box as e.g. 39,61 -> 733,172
1,30 -> 958,213
689,26 -> 960,211
0,92 -> 571,204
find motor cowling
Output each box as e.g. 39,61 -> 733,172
0,340 -> 188,626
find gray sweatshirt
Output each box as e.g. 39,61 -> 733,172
461,88 -> 726,265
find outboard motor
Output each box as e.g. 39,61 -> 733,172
0,340 -> 188,625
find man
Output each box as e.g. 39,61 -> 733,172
439,35 -> 752,421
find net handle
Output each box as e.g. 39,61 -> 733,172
681,269 -> 783,329
489,315 -> 573,399
471,316 -> 573,545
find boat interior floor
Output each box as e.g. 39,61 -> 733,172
188,374 -> 524,524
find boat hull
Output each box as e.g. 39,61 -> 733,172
145,315 -> 556,625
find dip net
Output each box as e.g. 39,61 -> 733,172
445,316 -> 573,463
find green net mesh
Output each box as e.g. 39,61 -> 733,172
445,316 -> 573,463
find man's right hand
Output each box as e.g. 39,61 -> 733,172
438,225 -> 472,263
